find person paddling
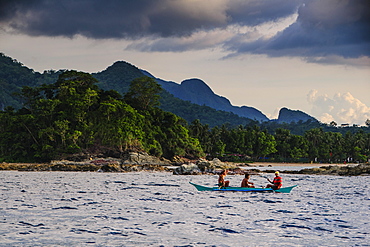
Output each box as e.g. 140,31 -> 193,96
241,174 -> 255,188
266,171 -> 282,190
218,170 -> 230,188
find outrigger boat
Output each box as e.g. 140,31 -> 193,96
189,182 -> 297,193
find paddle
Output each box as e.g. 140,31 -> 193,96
259,174 -> 270,180
246,172 -> 269,180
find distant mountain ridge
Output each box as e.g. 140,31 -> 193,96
141,70 -> 268,121
0,53 -> 318,125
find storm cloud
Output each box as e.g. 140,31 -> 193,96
0,0 -> 299,38
1,0 -> 369,63
226,0 -> 370,61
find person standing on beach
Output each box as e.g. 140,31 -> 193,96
241,174 -> 255,188
218,170 -> 230,188
266,171 -> 282,190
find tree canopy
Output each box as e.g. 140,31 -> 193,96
188,120 -> 370,164
0,71 -> 203,162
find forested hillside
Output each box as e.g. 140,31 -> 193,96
93,61 -> 256,127
0,53 -> 61,109
0,53 -> 256,128
0,53 -> 369,163
0,71 -> 204,162
1,71 -> 369,164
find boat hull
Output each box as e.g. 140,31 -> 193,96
189,182 -> 297,193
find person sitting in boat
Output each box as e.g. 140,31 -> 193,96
218,170 -> 230,188
241,174 -> 255,188
266,171 -> 282,190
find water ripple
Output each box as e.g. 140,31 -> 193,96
52,206 -> 78,210
0,171 -> 368,246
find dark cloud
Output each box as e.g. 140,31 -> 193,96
1,0 -> 159,38
225,0 -> 370,60
226,0 -> 301,26
0,0 -> 301,38
1,0 -> 369,62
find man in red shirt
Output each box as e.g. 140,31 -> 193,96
266,171 -> 282,190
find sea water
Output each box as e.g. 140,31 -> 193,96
0,171 -> 368,246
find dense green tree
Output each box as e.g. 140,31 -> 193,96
92,97 -> 145,152
288,135 -> 308,160
304,128 -> 323,162
273,128 -> 308,162
274,128 -> 291,160
0,111 -> 38,162
343,130 -> 368,163
143,108 -> 204,159
124,76 -> 162,110
252,129 -> 277,160
189,119 -> 212,153
208,126 -> 226,156
325,132 -> 345,163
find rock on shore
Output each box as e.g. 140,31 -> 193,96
0,152 -> 369,176
0,152 -> 170,172
283,163 -> 370,176
173,158 -> 243,175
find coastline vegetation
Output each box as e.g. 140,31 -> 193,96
0,71 -> 203,162
0,51 -> 370,163
189,121 -> 370,164
0,61 -> 369,164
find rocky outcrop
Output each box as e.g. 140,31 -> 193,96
119,164 -> 167,172
0,162 -> 101,172
173,163 -> 201,175
121,152 -> 171,165
2,155 -> 368,176
276,107 -> 317,123
285,164 -> 370,176
0,152 -> 171,172
179,163 -> 370,176
261,163 -> 370,176
173,158 -> 241,175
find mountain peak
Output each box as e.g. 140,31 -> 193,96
155,77 -> 268,121
277,107 -> 317,123
180,78 -> 214,94
99,61 -> 140,73
93,61 -> 144,92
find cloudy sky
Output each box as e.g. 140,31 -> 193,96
1,0 -> 369,125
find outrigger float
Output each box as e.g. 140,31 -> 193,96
189,182 -> 297,193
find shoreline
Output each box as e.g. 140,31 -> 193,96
0,161 -> 369,176
240,162 -> 351,167
0,162 -> 362,169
